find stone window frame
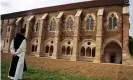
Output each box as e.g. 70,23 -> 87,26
44,39 -> 54,56
79,39 -> 96,57
48,17 -> 57,32
84,14 -> 96,31
64,15 -> 75,31
107,12 -> 119,31
31,39 -> 38,52
61,39 -> 73,56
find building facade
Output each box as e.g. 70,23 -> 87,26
1,0 -> 132,65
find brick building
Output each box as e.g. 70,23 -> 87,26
1,0 -> 132,65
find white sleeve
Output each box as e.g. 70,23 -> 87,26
15,39 -> 26,55
10,40 -> 15,54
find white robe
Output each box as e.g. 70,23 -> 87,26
9,39 -> 26,80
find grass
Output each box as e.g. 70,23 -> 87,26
1,62 -> 111,80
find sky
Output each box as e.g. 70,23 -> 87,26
0,0 -> 133,37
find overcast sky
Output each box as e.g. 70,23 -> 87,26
0,0 -> 133,37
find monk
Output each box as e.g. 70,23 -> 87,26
8,28 -> 27,80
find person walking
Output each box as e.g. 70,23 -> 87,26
8,28 -> 27,80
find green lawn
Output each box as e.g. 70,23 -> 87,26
1,62 -> 111,80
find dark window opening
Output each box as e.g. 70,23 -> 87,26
87,42 -> 91,45
45,46 -> 49,53
50,46 -> 54,56
110,54 -> 115,63
92,47 -> 95,57
68,41 -> 70,44
86,47 -> 91,57
32,45 -> 35,52
80,47 -> 85,56
62,46 -> 65,55
66,46 -> 71,55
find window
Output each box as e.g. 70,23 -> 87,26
50,46 -> 54,56
32,44 -> 37,52
108,13 -> 117,30
92,47 -> 95,57
86,47 -> 91,57
32,45 -> 35,52
80,47 -> 85,56
49,18 -> 56,31
45,46 -> 49,53
86,15 -> 94,30
66,17 -> 74,31
61,41 -> 72,56
66,46 -> 71,55
62,46 -> 66,55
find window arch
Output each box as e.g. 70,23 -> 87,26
86,47 -> 91,57
66,46 -> 71,55
45,45 -> 49,53
108,13 -> 118,30
66,16 -> 74,31
62,46 -> 66,55
86,15 -> 94,30
49,18 -> 56,31
80,47 -> 85,56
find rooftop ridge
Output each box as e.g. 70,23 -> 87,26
1,0 -> 127,20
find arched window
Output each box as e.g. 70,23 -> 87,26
66,17 -> 73,31
109,13 -> 117,30
50,46 -> 53,53
92,47 -> 95,57
32,45 -> 35,52
50,45 -> 53,56
86,15 -> 94,30
66,46 -> 71,55
80,47 -> 85,56
62,46 -> 66,55
86,47 -> 91,57
45,45 -> 49,53
50,18 -> 56,31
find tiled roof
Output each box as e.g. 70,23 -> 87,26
1,0 -> 128,20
